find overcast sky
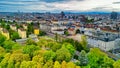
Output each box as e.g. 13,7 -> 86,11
0,0 -> 120,12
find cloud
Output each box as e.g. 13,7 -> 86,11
113,2 -> 120,4
0,0 -> 120,12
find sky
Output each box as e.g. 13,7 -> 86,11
0,0 -> 120,12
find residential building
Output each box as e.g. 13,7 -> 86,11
10,24 -> 17,31
0,26 -> 3,33
1,29 -> 10,40
22,23 -> 28,29
34,27 -> 39,35
18,28 -> 26,38
68,28 -> 76,35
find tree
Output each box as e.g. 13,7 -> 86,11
87,48 -> 108,68
56,46 -> 71,62
11,31 -> 20,40
39,30 -> 46,36
67,62 -> 76,68
43,50 -> 56,62
32,56 -> 44,66
78,50 -> 88,66
10,53 -> 30,62
55,33 -> 58,42
0,34 -> 6,45
61,61 -> 67,68
7,57 -> 15,68
0,46 -> 5,62
23,45 -> 40,59
0,53 -> 11,68
26,38 -> 37,45
62,38 -> 83,51
43,60 -> 53,68
101,57 -> 114,68
27,23 -> 33,36
51,42 -> 62,52
54,61 -> 61,68
64,30 -> 69,36
12,43 -> 22,50
2,40 -> 15,52
76,29 -> 80,34
63,43 -> 75,55
15,62 -> 20,68
20,61 -> 40,68
113,60 -> 120,68
5,24 -> 10,30
80,35 -> 88,50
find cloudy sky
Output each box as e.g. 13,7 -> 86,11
0,0 -> 120,12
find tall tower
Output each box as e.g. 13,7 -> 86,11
110,11 -> 118,20
61,11 -> 65,18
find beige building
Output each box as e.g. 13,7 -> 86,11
22,23 -> 28,30
51,20 -> 59,24
10,24 -> 17,31
1,29 -> 10,40
0,26 -> 3,33
18,28 -> 26,38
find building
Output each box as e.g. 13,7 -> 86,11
22,23 -> 28,30
68,28 -> 76,35
40,23 -> 51,32
0,26 -> 3,33
10,24 -> 17,31
18,28 -> 26,38
1,29 -> 10,40
111,12 -> 118,20
51,20 -> 59,24
34,27 -> 39,35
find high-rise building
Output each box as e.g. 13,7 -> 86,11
61,11 -> 65,18
110,11 -> 118,20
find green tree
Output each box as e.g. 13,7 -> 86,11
26,38 -> 37,45
55,33 -> 58,42
54,61 -> 61,68
2,40 -> 15,52
0,53 -> 11,68
12,43 -> 22,50
80,35 -> 88,50
43,60 -> 53,68
15,62 -> 20,68
11,31 -> 20,40
23,45 -> 40,59
64,30 -> 69,36
32,56 -> 44,66
63,43 -> 75,55
87,48 -> 108,68
0,34 -> 6,45
27,23 -> 33,36
113,60 -> 120,68
66,62 -> 76,68
5,24 -> 10,30
78,50 -> 88,66
43,50 -> 56,62
61,61 -> 67,68
101,57 -> 114,68
51,42 -> 62,52
56,46 -> 71,62
62,38 -> 83,51
39,30 -> 46,36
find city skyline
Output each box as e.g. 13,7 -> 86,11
0,0 -> 120,12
